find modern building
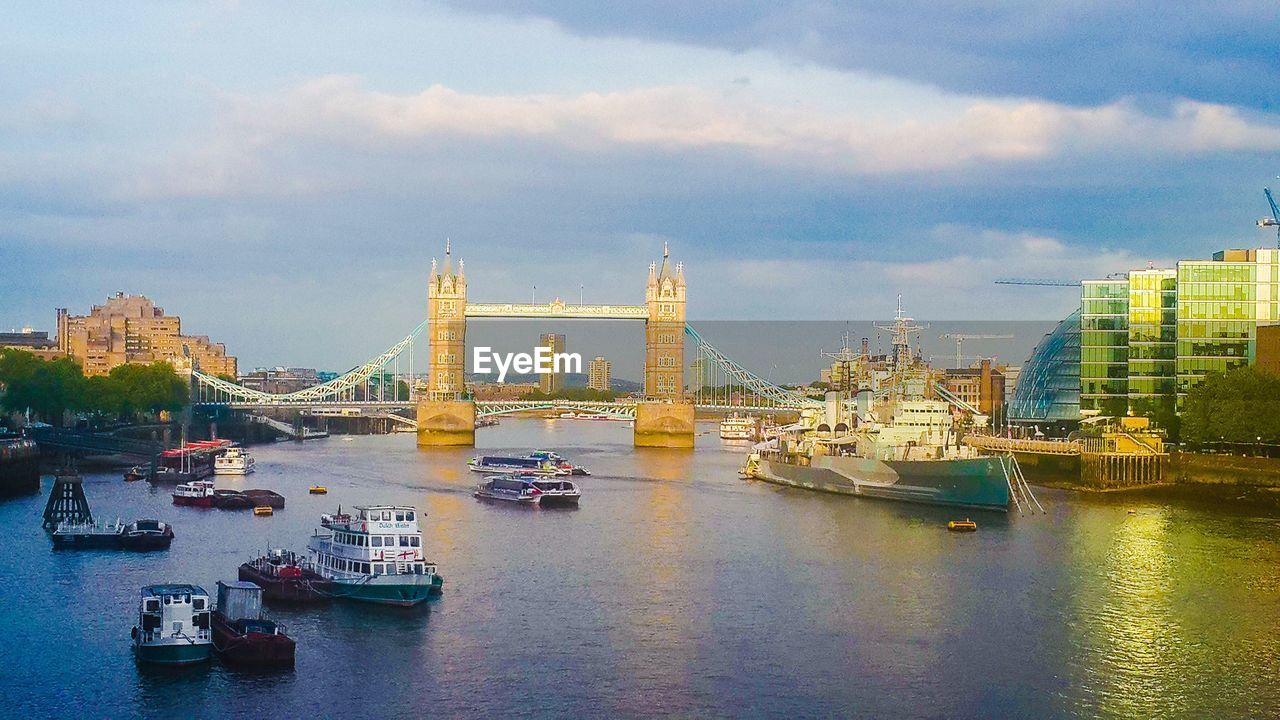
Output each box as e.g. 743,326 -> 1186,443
941,359 -> 1006,417
587,356 -> 611,391
56,293 -> 237,377
1081,247 -> 1280,415
539,333 -> 566,394
0,327 -> 62,360
1009,309 -> 1081,427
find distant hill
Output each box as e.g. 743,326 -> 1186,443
466,372 -> 641,393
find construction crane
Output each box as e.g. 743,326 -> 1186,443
1259,186 -> 1280,248
939,333 -> 1013,368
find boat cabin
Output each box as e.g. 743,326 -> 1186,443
137,584 -> 211,645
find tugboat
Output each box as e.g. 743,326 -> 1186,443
211,581 -> 295,668
119,519 -> 175,550
529,477 -> 581,507
131,584 -> 213,666
307,505 -> 444,606
214,446 -> 256,476
172,480 -> 215,507
473,475 -> 542,505
239,548 -> 331,603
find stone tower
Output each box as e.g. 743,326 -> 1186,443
644,243 -> 686,400
426,241 -> 467,401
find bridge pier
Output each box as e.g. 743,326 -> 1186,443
633,401 -> 695,449
416,398 -> 476,447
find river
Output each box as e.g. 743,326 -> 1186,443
3,419 -> 1278,718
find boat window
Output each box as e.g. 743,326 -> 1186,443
361,562 -> 370,574
382,511 -> 392,521
406,511 -> 414,521
395,511 -> 405,521
144,599 -> 159,612
193,599 -> 205,610
400,535 -> 410,547
385,564 -> 397,575
372,536 -> 382,547
163,595 -> 171,605
373,563 -> 384,574
411,537 -> 420,547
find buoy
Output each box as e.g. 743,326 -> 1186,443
947,519 -> 978,532
309,486 -> 328,495
253,506 -> 274,516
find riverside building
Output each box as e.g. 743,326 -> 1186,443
1080,248 -> 1280,415
587,356 -> 611,391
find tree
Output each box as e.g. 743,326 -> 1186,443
1181,367 -> 1280,446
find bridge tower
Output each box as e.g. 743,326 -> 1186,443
417,242 -> 476,446
636,244 -> 695,448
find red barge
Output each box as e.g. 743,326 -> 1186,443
212,581 -> 296,668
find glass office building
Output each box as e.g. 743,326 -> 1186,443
1009,309 -> 1080,424
1080,248 -> 1280,415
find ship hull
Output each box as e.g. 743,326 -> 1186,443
752,455 -> 1010,512
326,575 -> 444,607
211,614 -> 295,668
238,563 -> 331,603
133,640 -> 213,666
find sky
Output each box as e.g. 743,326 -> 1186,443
2,1 -> 1279,373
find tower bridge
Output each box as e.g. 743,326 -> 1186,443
190,242 -> 821,447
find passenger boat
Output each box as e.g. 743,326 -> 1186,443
238,549 -> 331,603
120,519 -> 175,550
211,581 -> 295,668
526,450 -> 590,476
529,477 -> 581,507
172,480 -> 215,507
474,474 -> 542,505
131,584 -> 213,666
720,414 -> 757,440
214,446 -> 256,476
306,505 -> 444,606
468,455 -> 564,476
50,519 -> 128,549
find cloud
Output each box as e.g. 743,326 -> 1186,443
129,76 -> 1280,200
439,1 -> 1280,110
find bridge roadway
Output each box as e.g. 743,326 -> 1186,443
198,399 -> 797,418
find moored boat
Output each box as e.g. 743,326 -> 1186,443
123,466 -> 147,482
529,477 -> 581,507
172,480 -> 215,507
214,446 -> 256,476
120,519 -> 175,550
238,548 -> 331,603
50,519 -> 127,548
131,584 -> 213,666
212,581 -> 295,668
212,489 -> 255,509
473,475 -> 542,505
306,505 -> 444,606
242,489 -> 285,509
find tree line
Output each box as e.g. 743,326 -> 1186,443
0,349 -> 188,426
1180,366 -> 1280,446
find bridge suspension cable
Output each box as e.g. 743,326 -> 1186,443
191,320 -> 426,405
684,325 -> 822,410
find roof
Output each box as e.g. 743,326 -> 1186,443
218,580 -> 262,591
355,505 -> 416,511
142,583 -> 207,597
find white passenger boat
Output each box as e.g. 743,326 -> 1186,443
720,414 -> 757,440
306,505 -> 444,606
214,447 -> 255,475
131,584 -> 213,665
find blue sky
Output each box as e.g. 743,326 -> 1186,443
2,1 -> 1279,371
